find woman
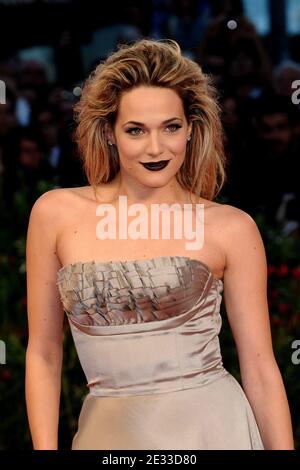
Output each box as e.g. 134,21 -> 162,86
25,38 -> 294,450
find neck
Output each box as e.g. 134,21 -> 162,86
109,172 -> 190,206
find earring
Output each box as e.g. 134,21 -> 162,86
187,135 -> 191,141
108,140 -> 113,146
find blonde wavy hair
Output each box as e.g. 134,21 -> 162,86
74,38 -> 227,203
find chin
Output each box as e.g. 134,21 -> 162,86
138,177 -> 172,188
138,176 -> 174,188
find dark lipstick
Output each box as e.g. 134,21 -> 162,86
140,160 -> 170,171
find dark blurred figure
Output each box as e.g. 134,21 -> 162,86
35,107 -> 61,170
210,0 -> 244,17
226,36 -> 273,101
273,60 -> 300,142
273,60 -> 300,100
45,86 -> 86,188
29,84 -> 87,188
219,93 -> 246,201
55,29 -> 84,89
15,60 -> 51,127
226,94 -> 300,228
2,127 -> 55,216
0,86 -> 17,177
115,1 -> 145,46
166,0 -> 210,58
151,0 -> 173,39
196,6 -> 272,97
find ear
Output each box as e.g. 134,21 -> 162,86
187,122 -> 193,135
104,121 -> 116,145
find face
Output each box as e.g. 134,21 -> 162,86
38,110 -> 58,146
258,113 -> 292,154
107,86 -> 192,189
222,97 -> 239,131
19,139 -> 42,169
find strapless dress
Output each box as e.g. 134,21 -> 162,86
56,255 -> 264,450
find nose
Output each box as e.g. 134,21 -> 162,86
146,131 -> 164,158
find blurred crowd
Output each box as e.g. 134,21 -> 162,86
0,0 -> 300,237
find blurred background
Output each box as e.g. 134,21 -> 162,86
0,0 -> 300,450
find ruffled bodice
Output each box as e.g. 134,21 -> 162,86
55,255 -> 265,450
56,255 -> 227,396
56,255 -> 222,327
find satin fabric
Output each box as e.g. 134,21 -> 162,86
56,255 -> 264,450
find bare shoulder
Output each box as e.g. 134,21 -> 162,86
198,198 -> 257,230
218,203 -> 261,237
212,202 -> 258,228
31,187 -> 71,208
32,186 -> 90,205
213,203 -> 266,269
30,186 -> 93,218
28,185 -> 112,241
27,189 -> 77,248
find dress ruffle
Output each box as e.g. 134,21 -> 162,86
56,255 -> 222,327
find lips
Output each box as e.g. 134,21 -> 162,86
140,160 -> 170,171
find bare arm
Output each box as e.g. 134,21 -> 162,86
25,190 -> 64,450
222,206 -> 295,450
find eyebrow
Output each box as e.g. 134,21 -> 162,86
123,117 -> 183,127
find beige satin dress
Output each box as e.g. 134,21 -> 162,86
56,255 -> 264,450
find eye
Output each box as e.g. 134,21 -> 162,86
166,124 -> 182,132
125,123 -> 182,136
125,127 -> 143,136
